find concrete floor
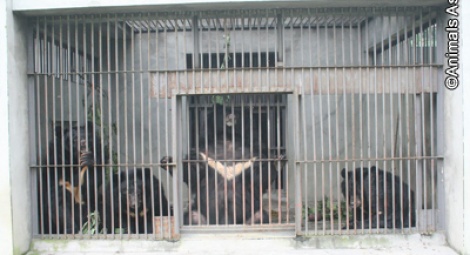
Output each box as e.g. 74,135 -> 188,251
27,232 -> 458,255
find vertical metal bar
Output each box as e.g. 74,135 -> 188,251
368,9 -> 383,233
90,14 -> 98,238
240,14 -> 247,225
231,97 -> 237,225
179,17 -> 187,229
425,8 -> 434,231
379,10 -> 386,234
129,15 -> 139,235
395,8 -> 404,233
81,15 -> 91,236
296,12 -> 306,232
172,96 -> 181,238
146,13 -> 156,239
80,15 -> 89,236
137,15 -> 146,236
390,9 -> 397,232
121,15 -> 129,238
193,15 -> 200,69
33,17 -> 42,236
275,95 -> 282,224
293,89 -> 302,236
113,13 -> 121,238
435,10 -> 445,231
277,13 -> 283,63
410,9 -> 421,233
212,98 -> 219,225
357,9 -> 364,234
58,16 -> 68,236
154,13 -> 165,235
314,9 -> 321,235
427,9 -> 436,231
49,16 -> 60,236
403,8 -> 412,233
105,14 -> 112,238
419,9 -> 429,232
348,9 -> 357,234
43,16 -> 52,237
373,9 -> 380,234
321,12 -> 329,234
97,13 -> 105,238
333,11 -> 341,233
28,17 -> 39,236
305,9 -> 313,234
153,13 -> 162,233
340,10 -> 348,233
38,15 -> 54,236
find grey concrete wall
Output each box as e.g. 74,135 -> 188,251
463,2 -> 470,253
8,15 -> 32,255
11,0 -> 446,14
0,0 -> 15,253
441,7 -> 465,254
0,0 -> 33,254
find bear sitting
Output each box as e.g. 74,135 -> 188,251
340,166 -> 415,229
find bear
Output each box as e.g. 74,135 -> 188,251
340,166 -> 416,229
37,122 -> 104,234
100,168 -> 170,234
161,138 -> 276,225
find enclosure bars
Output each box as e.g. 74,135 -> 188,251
28,7 -> 442,240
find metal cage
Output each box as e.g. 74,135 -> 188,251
28,6 -> 442,240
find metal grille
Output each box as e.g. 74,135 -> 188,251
28,6 -> 442,239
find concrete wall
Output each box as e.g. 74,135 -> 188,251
1,0 -> 32,255
463,1 -> 470,254
446,1 -> 468,254
0,0 -> 14,254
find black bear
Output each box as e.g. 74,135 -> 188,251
101,168 -> 170,234
340,166 -> 416,229
38,122 -> 103,234
161,138 -> 276,225
197,104 -> 268,155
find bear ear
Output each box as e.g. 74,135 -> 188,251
370,166 -> 377,171
341,168 -> 347,178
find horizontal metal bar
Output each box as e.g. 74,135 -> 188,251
27,64 -> 443,76
295,156 -> 443,164
151,67 -> 438,97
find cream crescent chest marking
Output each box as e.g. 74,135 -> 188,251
199,152 -> 257,180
